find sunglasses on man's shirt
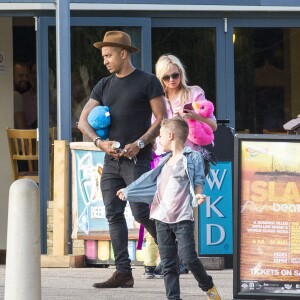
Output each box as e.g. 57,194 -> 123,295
162,72 -> 180,81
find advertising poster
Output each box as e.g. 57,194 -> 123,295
71,144 -> 137,240
238,139 -> 300,296
199,161 -> 233,255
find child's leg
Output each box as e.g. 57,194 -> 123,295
156,220 -> 181,300
175,220 -> 214,292
143,232 -> 159,278
144,233 -> 159,266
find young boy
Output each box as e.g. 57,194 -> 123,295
117,117 -> 221,300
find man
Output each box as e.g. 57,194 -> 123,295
22,62 -> 38,128
14,62 -> 31,94
13,62 -> 30,129
78,31 -> 167,288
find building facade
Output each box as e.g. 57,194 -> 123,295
1,0 -> 300,256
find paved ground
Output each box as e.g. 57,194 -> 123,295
0,265 -> 233,299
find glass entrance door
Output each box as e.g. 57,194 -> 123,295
228,19 -> 300,134
37,17 -> 150,253
152,27 -> 216,103
47,19 -> 148,140
151,19 -> 231,258
151,18 -> 226,120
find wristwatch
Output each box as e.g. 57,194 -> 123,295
136,139 -> 145,149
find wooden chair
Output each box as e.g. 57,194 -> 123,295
262,128 -> 287,134
6,128 -> 39,183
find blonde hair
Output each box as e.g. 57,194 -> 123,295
155,54 -> 200,105
161,116 -> 189,143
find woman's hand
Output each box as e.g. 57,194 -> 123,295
181,109 -> 199,121
181,107 -> 217,131
173,106 -> 182,116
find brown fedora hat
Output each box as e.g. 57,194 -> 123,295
93,31 -> 140,53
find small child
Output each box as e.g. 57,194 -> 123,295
117,117 -> 221,300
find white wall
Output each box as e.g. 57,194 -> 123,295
0,17 -> 13,250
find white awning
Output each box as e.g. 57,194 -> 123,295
1,3 -> 300,12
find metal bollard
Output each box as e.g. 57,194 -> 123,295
5,179 -> 41,300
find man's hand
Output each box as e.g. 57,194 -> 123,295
96,140 -> 124,159
122,142 -> 140,160
116,189 -> 126,201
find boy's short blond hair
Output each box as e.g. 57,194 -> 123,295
161,116 -> 189,143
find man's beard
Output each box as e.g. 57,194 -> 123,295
16,82 -> 31,93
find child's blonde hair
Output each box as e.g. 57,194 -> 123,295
161,117 -> 189,143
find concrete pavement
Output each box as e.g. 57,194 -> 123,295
0,265 -> 233,300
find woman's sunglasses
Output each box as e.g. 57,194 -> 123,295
162,72 -> 180,81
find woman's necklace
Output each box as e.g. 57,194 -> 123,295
166,89 -> 180,101
167,99 -> 174,116
166,90 -> 180,116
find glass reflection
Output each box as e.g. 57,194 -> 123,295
48,26 -> 142,141
152,28 -> 216,107
234,28 -> 300,134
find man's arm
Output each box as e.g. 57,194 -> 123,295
78,98 -> 116,156
142,95 -> 168,144
14,111 -> 27,129
14,92 -> 27,129
78,98 -> 99,141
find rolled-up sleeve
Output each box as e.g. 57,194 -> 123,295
190,152 -> 205,188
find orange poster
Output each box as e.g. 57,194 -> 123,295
239,140 -> 300,296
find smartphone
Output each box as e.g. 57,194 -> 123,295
183,103 -> 193,111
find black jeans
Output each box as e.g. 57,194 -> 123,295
101,155 -> 157,274
156,220 -> 213,300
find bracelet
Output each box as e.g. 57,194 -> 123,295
93,136 -> 102,146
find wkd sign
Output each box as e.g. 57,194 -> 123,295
199,161 -> 233,255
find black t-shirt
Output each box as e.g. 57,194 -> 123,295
90,69 -> 164,160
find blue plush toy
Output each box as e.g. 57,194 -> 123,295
87,106 -> 111,140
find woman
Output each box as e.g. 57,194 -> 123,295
153,54 -> 217,165
143,54 -> 217,279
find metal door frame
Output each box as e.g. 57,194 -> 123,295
37,16 -> 151,253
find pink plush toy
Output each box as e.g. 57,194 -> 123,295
186,100 -> 214,146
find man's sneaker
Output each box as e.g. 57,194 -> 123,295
206,285 -> 221,300
154,262 -> 164,278
142,266 -> 156,279
92,271 -> 134,288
